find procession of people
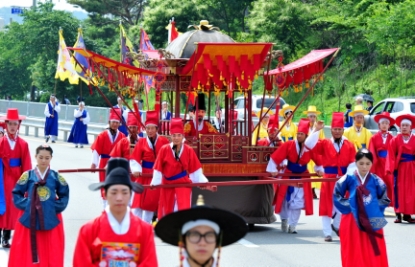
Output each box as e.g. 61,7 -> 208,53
0,92 -> 414,267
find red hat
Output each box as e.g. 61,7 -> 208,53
109,108 -> 122,122
127,112 -> 139,126
0,108 -> 26,121
374,112 -> 395,126
331,112 -> 344,128
267,115 -> 278,131
297,118 -> 310,134
395,114 -> 415,129
170,118 -> 184,134
145,111 -> 159,127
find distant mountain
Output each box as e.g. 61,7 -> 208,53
0,6 -> 88,28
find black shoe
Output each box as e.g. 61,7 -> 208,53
403,214 -> 415,223
75,145 -> 78,148
2,230 -> 11,248
51,140 -> 56,143
331,224 -> 340,237
80,145 -> 83,148
45,137 -> 50,143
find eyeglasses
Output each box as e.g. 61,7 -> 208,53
186,231 -> 217,244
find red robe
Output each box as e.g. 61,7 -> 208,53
130,135 -> 170,211
385,134 -> 415,214
91,130 -> 125,197
369,131 -> 394,206
8,212 -> 65,267
110,136 -> 135,160
0,136 -> 32,229
340,213 -> 388,267
73,211 -> 158,267
257,137 -> 278,147
153,144 -> 202,218
311,138 -> 355,217
184,120 -> 218,137
270,141 -> 319,216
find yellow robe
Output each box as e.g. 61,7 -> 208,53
307,124 -> 325,189
252,123 -> 268,145
279,122 -> 297,142
343,126 -> 372,151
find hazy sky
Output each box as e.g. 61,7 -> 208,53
0,0 -> 84,12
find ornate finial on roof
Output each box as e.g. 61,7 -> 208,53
188,20 -> 220,31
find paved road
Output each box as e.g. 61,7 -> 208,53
0,135 -> 414,267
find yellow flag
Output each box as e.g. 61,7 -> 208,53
55,29 -> 80,84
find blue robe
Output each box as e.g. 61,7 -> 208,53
45,102 -> 59,136
12,169 -> 69,230
334,172 -> 390,231
68,110 -> 89,144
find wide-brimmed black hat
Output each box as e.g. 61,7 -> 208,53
88,158 -> 143,193
155,195 -> 248,247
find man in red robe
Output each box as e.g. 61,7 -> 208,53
184,93 -> 218,137
257,115 -> 281,147
369,112 -> 395,207
91,108 -> 125,206
110,111 -> 141,159
0,108 -> 32,248
151,118 -> 208,218
305,112 -> 356,242
73,158 -> 158,266
130,111 -> 170,223
386,114 -> 415,223
267,118 -> 323,234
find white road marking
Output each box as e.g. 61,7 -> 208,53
238,238 -> 259,248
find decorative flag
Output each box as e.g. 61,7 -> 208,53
140,28 -> 155,51
55,29 -> 80,84
72,28 -> 91,85
166,18 -> 181,44
140,27 -> 156,93
120,23 -> 140,67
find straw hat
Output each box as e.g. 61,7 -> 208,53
349,105 -> 369,117
279,104 -> 296,117
302,105 -> 321,115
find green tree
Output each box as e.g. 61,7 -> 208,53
247,0 -> 316,59
68,0 -> 147,25
142,0 -> 204,48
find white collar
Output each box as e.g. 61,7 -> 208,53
146,135 -> 158,148
170,142 -> 184,158
105,206 -> 131,235
356,171 -> 369,184
36,166 -> 49,180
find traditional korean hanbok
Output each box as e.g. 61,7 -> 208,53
334,171 -> 390,267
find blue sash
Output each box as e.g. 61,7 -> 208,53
324,166 -> 347,175
285,161 -> 307,201
377,150 -> 387,158
165,171 -> 187,181
361,144 -> 366,149
100,154 -> 110,159
286,161 -> 307,173
10,158 -> 21,167
142,160 -> 154,169
400,153 -> 415,163
282,137 -> 294,142
0,160 -> 5,215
